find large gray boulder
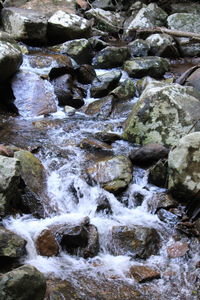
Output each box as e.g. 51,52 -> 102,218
0,265 -> 46,300
0,226 -> 26,258
12,71 -> 57,117
167,13 -> 200,56
122,82 -> 200,147
146,33 -> 179,58
49,39 -> 93,65
168,132 -> 200,202
48,10 -> 91,43
86,155 -> 132,194
0,40 -> 22,82
124,3 -> 168,37
123,56 -> 169,79
1,7 -> 47,43
0,155 -> 21,217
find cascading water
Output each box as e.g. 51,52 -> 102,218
1,57 -> 200,300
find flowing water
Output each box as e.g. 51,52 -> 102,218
1,53 -> 200,299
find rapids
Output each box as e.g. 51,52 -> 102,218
1,53 -> 199,300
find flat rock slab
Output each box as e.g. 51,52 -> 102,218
12,71 -> 57,117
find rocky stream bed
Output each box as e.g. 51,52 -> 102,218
0,0 -> 200,299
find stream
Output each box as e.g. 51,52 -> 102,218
0,51 -> 199,300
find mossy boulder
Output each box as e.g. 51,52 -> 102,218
123,56 -> 169,79
92,46 -> 130,69
168,132 -> 200,202
0,265 -> 46,300
86,155 -> 132,194
122,82 -> 200,147
167,13 -> 200,56
90,70 -> 122,98
0,226 -> 26,258
110,78 -> 136,101
0,155 -> 21,217
14,150 -> 46,195
128,39 -> 150,57
49,39 -> 93,65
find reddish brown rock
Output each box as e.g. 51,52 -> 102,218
0,145 -> 14,157
79,138 -> 112,152
130,143 -> 169,167
167,242 -> 189,258
36,229 -> 60,257
129,265 -> 160,283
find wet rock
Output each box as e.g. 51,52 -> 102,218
12,71 -> 57,117
176,221 -> 199,237
75,64 -> 96,84
168,132 -> 200,207
46,276 -> 143,300
64,106 -> 76,115
167,242 -> 189,258
20,186 -> 45,218
0,226 -> 26,258
48,10 -> 91,43
110,225 -> 160,259
92,46 -> 130,69
80,138 -> 112,152
129,265 -> 160,283
129,143 -> 169,167
90,70 -> 122,98
157,209 -> 179,224
122,82 -> 200,146
94,131 -> 121,144
36,229 -> 60,257
148,159 -> 168,188
167,13 -> 200,57
124,3 -> 168,37
152,192 -> 178,212
23,53 -> 73,79
60,224 -> 99,258
84,95 -> 113,119
0,40 -> 22,82
128,39 -> 149,57
14,150 -> 46,195
85,8 -> 123,34
49,39 -> 93,65
51,74 -> 73,106
86,155 -> 132,194
110,79 -> 135,101
0,265 -> 46,300
0,155 -> 21,217
146,33 -> 179,58
1,7 -> 47,43
123,56 -> 169,79
96,194 -> 112,214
